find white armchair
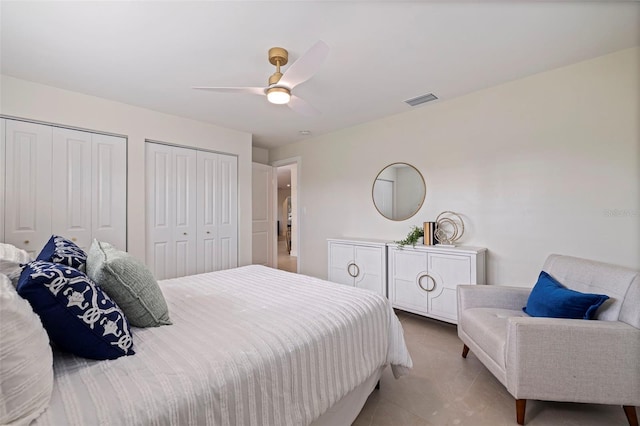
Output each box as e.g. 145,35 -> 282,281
457,254 -> 640,425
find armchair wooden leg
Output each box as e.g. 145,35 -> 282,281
462,344 -> 469,358
516,399 -> 526,425
624,405 -> 638,426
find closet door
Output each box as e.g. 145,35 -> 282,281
50,130 -> 126,252
196,151 -> 238,273
92,133 -> 127,250
196,150 -> 218,273
146,144 -> 174,279
173,147 -> 198,277
146,143 -> 197,280
51,128 -> 93,251
216,154 -> 238,270
3,120 -> 53,257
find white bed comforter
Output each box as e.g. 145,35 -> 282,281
34,265 -> 412,426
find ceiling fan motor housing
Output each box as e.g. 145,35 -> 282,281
268,47 -> 288,86
268,47 -> 288,66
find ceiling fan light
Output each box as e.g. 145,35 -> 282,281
266,87 -> 291,104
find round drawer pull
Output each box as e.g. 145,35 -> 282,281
417,274 -> 436,292
24,240 -> 29,244
347,262 -> 360,278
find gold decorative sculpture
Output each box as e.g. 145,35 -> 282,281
435,211 -> 465,246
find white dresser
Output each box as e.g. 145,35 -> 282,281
327,238 -> 388,297
387,244 -> 486,324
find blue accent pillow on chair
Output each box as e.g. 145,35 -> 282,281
37,235 -> 87,270
17,260 -> 134,360
523,271 -> 609,320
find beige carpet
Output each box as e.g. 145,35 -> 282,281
354,311 -> 630,426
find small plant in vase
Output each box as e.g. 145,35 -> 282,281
395,225 -> 424,248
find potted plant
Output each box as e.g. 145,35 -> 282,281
395,225 -> 424,248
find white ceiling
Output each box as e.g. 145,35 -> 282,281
1,1 -> 638,149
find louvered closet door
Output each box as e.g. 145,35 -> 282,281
92,133 -> 127,250
216,154 -> 238,270
3,120 -> 53,257
52,128 -> 93,251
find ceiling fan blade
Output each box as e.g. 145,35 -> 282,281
192,86 -> 265,96
288,95 -> 320,117
279,40 -> 330,89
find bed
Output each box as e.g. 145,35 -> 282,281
28,264 -> 412,425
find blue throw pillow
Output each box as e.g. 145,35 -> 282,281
523,271 -> 609,320
37,235 -> 87,270
17,260 -> 134,360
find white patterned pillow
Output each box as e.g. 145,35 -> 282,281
0,273 -> 54,425
0,243 -> 32,286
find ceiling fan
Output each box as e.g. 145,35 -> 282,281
193,41 -> 330,116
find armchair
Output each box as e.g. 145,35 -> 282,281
457,254 -> 640,425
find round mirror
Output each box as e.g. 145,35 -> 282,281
372,162 -> 426,221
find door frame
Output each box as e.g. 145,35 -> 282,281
272,156 -> 301,272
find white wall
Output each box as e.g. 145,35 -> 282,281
252,146 -> 269,164
1,75 -> 253,266
270,47 -> 640,285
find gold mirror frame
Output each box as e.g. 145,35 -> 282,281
372,162 -> 426,221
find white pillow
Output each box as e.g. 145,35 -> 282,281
0,273 -> 54,425
0,243 -> 32,286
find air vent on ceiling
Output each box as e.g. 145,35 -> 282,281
404,93 -> 438,107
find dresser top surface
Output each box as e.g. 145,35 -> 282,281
327,237 -> 390,246
328,238 -> 486,254
387,244 -> 487,254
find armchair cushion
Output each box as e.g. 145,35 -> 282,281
523,271 -> 609,320
460,307 -> 527,369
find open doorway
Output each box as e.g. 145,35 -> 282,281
276,163 -> 298,273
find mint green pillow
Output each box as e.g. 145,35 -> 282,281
86,240 -> 171,328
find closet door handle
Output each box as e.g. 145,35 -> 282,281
417,274 -> 436,292
183,232 -> 187,236
347,262 -> 360,278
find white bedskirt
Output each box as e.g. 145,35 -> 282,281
34,265 -> 412,426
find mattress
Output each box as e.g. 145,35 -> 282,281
34,265 -> 412,426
